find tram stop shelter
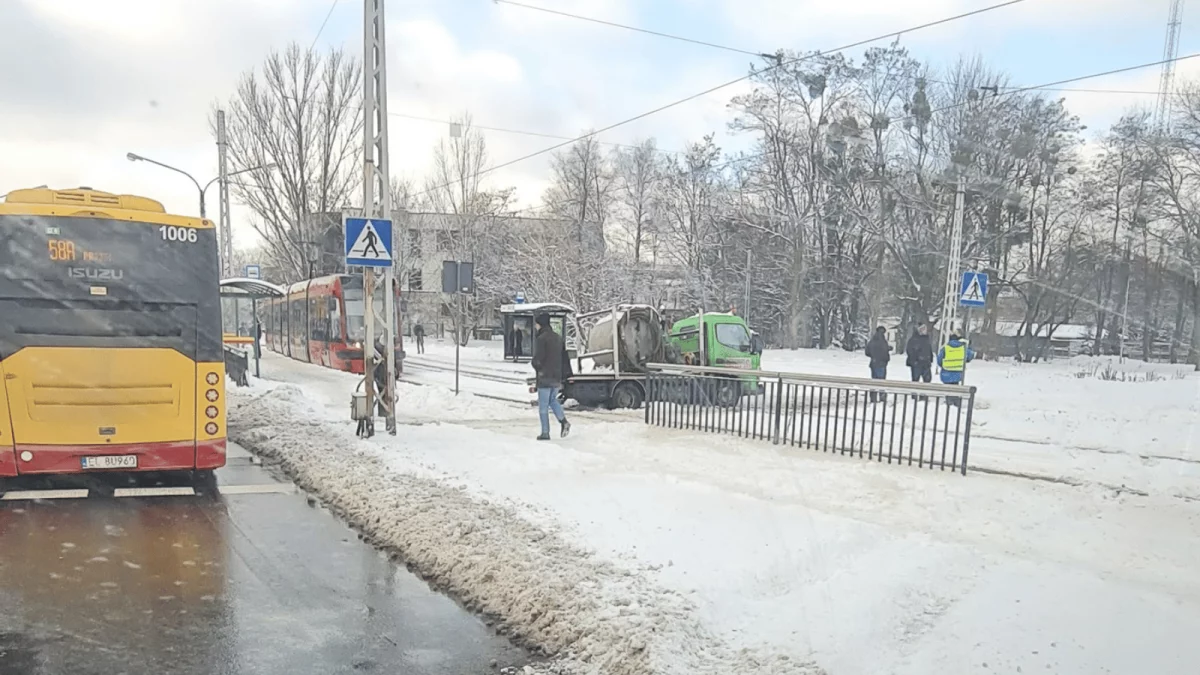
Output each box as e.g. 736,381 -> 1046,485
499,302 -> 574,362
219,278 -> 285,384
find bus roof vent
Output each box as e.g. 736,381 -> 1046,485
1,187 -> 164,213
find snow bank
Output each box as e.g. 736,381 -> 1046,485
229,384 -> 822,675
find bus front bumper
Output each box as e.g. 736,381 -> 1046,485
0,439 -> 226,476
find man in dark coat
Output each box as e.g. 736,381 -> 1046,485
531,312 -> 570,440
413,323 -> 425,354
511,326 -> 524,358
864,325 -> 892,402
905,323 -> 934,383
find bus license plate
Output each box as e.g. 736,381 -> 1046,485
81,455 -> 138,470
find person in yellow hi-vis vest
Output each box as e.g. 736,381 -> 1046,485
937,331 -> 977,406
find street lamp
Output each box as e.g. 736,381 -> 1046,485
125,152 -> 275,219
301,240 -> 321,279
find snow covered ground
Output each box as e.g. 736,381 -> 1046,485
403,339 -> 1200,498
229,350 -> 1200,675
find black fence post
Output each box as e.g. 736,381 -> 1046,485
645,373 -> 652,426
961,386 -> 977,475
771,376 -> 784,444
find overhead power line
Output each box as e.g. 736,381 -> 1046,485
496,0 -> 1173,103
310,0 -> 342,51
414,0 -> 1029,198
387,112 -> 682,153
921,52 -> 1200,121
493,0 -> 774,59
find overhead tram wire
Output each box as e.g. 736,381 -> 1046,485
310,0 -> 342,51
412,0 -> 1029,198
386,112 -> 684,154
915,52 -> 1200,122
493,0 -> 774,59
498,1 -> 1173,102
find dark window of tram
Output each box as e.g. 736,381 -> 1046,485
291,297 -> 304,342
328,298 -> 342,342
409,269 -> 422,291
310,296 -> 326,342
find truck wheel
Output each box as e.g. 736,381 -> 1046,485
610,382 -> 645,410
714,380 -> 741,408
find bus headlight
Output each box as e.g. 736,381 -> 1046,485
205,406 -> 219,419
205,422 -> 219,435
205,389 -> 219,402
206,372 -> 220,385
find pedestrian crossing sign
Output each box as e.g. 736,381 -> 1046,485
344,217 -> 393,268
959,271 -> 988,307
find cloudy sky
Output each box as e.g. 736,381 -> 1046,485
1,0 -> 1194,252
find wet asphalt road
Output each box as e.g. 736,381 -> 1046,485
0,444 -> 530,675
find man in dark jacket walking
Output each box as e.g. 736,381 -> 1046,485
905,323 -> 934,383
413,323 -> 425,354
531,312 -> 570,440
864,326 -> 891,402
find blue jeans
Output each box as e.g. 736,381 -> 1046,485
870,366 -> 886,401
537,387 -> 566,435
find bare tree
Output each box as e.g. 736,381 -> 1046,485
421,115 -> 515,343
216,44 -> 363,281
613,139 -> 664,264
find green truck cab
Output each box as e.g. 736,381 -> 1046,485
668,312 -> 763,395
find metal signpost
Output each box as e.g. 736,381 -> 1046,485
442,260 -> 475,395
244,264 -> 261,280
348,0 -> 398,438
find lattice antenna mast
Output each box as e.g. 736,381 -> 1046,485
1156,0 -> 1185,132
359,0 -> 397,437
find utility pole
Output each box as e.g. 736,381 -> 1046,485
216,110 -> 233,277
939,174 -> 966,356
744,248 -> 752,325
360,0 -> 397,436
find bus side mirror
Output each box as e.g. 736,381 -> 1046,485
750,336 -> 764,355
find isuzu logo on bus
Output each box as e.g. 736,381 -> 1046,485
68,267 -> 124,280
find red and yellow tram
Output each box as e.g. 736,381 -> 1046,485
260,274 -> 403,375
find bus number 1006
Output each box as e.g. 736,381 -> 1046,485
159,226 -> 198,243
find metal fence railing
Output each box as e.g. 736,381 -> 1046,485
644,364 -> 977,474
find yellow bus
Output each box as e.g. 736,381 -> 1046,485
0,187 -> 226,479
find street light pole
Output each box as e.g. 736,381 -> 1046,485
127,152 -> 274,275
126,152 -> 205,217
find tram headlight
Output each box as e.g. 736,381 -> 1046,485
205,406 -> 219,419
205,389 -> 219,402
206,372 -> 220,385
205,422 -> 219,435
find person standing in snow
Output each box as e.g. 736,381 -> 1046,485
511,325 -> 524,358
864,326 -> 892,402
937,331 -> 976,406
531,312 -> 570,440
413,323 -> 425,354
905,323 -> 934,383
